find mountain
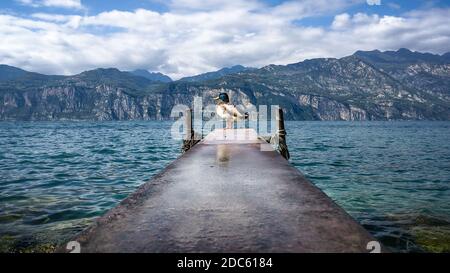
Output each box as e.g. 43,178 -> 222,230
183,54 -> 449,120
0,68 -> 164,120
0,65 -> 28,81
355,48 -> 450,64
354,48 -> 450,98
74,68 -> 157,91
0,49 -> 449,121
128,69 -> 172,83
180,65 -> 256,82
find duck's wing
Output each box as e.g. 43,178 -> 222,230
216,105 -> 231,119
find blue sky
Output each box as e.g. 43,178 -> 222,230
3,1 -> 449,24
1,0 -> 447,12
1,0 -> 450,78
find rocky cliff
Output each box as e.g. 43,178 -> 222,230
1,49 -> 449,121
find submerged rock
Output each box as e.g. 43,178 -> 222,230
411,226 -> 450,253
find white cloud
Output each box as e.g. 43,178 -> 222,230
387,2 -> 401,9
332,13 -> 351,29
367,0 -> 381,6
16,0 -> 83,9
167,0 -> 263,11
2,1 -> 450,79
16,0 -> 39,7
270,0 -> 357,19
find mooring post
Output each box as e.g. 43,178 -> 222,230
277,107 -> 290,160
182,109 -> 193,153
185,109 -> 192,141
182,108 -> 200,153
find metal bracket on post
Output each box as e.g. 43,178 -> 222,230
182,109 -> 200,153
258,107 -> 290,160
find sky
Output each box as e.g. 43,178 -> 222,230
1,0 -> 450,79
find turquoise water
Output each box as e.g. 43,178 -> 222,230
288,122 -> 450,252
0,121 -> 449,252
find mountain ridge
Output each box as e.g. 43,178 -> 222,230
1,49 -> 449,121
179,65 -> 256,82
128,69 -> 172,83
0,65 -> 28,81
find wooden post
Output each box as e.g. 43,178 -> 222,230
184,109 -> 192,141
182,108 -> 200,153
277,107 -> 290,160
182,109 -> 193,153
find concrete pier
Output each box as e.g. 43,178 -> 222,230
61,129 -> 381,253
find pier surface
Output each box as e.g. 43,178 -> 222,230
64,129 -> 379,253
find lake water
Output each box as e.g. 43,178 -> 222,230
0,121 -> 449,252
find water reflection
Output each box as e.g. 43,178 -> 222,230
216,144 -> 230,166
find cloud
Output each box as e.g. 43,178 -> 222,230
387,2 -> 401,9
366,0 -> 381,6
1,1 -> 450,79
332,13 -> 351,29
270,0 -> 357,19
16,0 -> 83,9
166,0 -> 263,12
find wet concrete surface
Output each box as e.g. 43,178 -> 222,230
62,129 -> 381,253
